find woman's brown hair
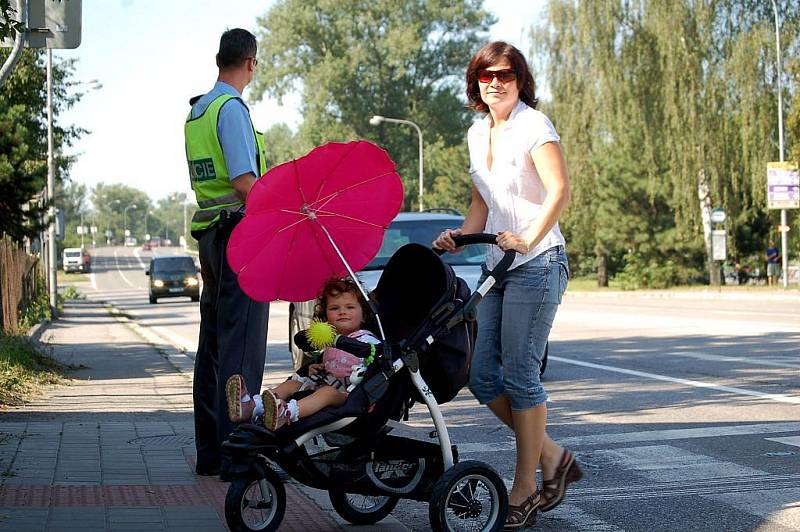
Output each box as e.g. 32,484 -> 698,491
466,41 -> 538,114
313,277 -> 374,327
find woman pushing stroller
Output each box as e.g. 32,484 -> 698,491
226,277 -> 379,431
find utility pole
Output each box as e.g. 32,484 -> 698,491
46,49 -> 57,318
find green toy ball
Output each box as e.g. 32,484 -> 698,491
306,320 -> 337,350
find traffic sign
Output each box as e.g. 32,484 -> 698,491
711,230 -> 727,261
767,162 -> 800,209
1,0 -> 82,49
710,208 -> 726,224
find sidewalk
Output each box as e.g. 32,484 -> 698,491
0,299 -> 342,531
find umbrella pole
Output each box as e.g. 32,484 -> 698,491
317,224 -> 386,341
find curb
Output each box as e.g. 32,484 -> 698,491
105,305 -> 196,376
564,288 -> 800,302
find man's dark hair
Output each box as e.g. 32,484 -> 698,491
216,28 -> 257,70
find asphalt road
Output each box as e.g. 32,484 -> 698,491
82,245 -> 800,531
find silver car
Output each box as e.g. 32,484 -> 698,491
288,211 -> 485,369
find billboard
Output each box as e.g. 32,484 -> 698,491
767,162 -> 800,209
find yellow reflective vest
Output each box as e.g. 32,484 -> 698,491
185,94 -> 267,233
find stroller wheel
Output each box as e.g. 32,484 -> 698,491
329,491 -> 399,525
224,468 -> 285,532
429,460 -> 508,532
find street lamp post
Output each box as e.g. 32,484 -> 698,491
369,115 -> 424,211
770,0 -> 789,289
123,204 -> 138,246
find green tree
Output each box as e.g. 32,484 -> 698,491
58,180 -> 89,250
252,0 -> 494,210
90,184 -> 152,245
262,123 -> 305,169
0,49 -> 82,242
154,192 -> 193,248
535,0 -> 799,287
0,0 -> 23,42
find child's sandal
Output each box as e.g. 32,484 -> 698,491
225,375 -> 254,423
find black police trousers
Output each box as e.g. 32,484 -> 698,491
194,223 -> 269,472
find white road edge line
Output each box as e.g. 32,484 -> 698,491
666,350 -> 800,370
112,249 -> 139,289
132,246 -> 147,270
551,355 -> 800,405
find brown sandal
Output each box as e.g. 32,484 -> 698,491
504,491 -> 540,530
539,449 -> 583,512
225,375 -> 255,422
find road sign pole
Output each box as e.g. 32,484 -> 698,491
46,48 -> 57,318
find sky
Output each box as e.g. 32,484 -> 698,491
58,0 -> 546,205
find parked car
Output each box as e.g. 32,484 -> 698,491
288,212 -> 486,369
62,247 -> 91,273
146,255 -> 200,304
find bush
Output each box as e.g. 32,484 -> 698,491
614,253 -> 702,290
18,279 -> 50,330
0,333 -> 66,406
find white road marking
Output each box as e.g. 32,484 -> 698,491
551,355 -> 800,405
665,350 -> 800,370
112,249 -> 140,289
542,503 -> 625,531
766,436 -> 800,448
132,247 -> 147,270
708,488 -> 800,531
89,272 -> 97,290
459,422 -> 800,452
594,445 -> 766,482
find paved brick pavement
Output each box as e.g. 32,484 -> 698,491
0,299 -> 341,531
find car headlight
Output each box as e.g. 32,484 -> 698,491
153,280 -> 164,288
185,277 -> 199,287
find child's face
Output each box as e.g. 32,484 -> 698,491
325,291 -> 363,336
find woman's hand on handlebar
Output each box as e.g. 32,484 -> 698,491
308,363 -> 324,376
497,230 -> 530,254
432,228 -> 463,252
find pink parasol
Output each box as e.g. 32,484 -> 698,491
227,140 -> 404,303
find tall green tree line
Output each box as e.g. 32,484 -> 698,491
535,0 -> 799,287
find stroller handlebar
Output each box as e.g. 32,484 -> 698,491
435,232 -> 517,282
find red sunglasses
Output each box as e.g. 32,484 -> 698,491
477,69 -> 516,84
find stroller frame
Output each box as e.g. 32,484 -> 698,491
221,234 -> 516,532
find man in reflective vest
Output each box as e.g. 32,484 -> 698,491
184,28 -> 269,477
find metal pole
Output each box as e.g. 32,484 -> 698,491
771,0 -> 788,288
415,124 -> 424,212
183,202 -> 187,249
80,212 -> 84,247
46,49 -> 57,318
378,117 -> 424,211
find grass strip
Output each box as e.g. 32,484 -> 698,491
0,333 -> 68,406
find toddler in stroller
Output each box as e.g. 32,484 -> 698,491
221,235 -> 517,532
226,277 -> 381,431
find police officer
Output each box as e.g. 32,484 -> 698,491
184,28 -> 268,476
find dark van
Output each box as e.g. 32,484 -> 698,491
146,256 -> 200,304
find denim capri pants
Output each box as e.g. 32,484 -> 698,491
468,245 -> 569,410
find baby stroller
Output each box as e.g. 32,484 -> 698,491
221,234 -> 516,532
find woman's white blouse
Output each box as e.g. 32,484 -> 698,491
467,100 -> 566,270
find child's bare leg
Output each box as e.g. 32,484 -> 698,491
296,385 -> 347,419
270,379 -> 302,400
